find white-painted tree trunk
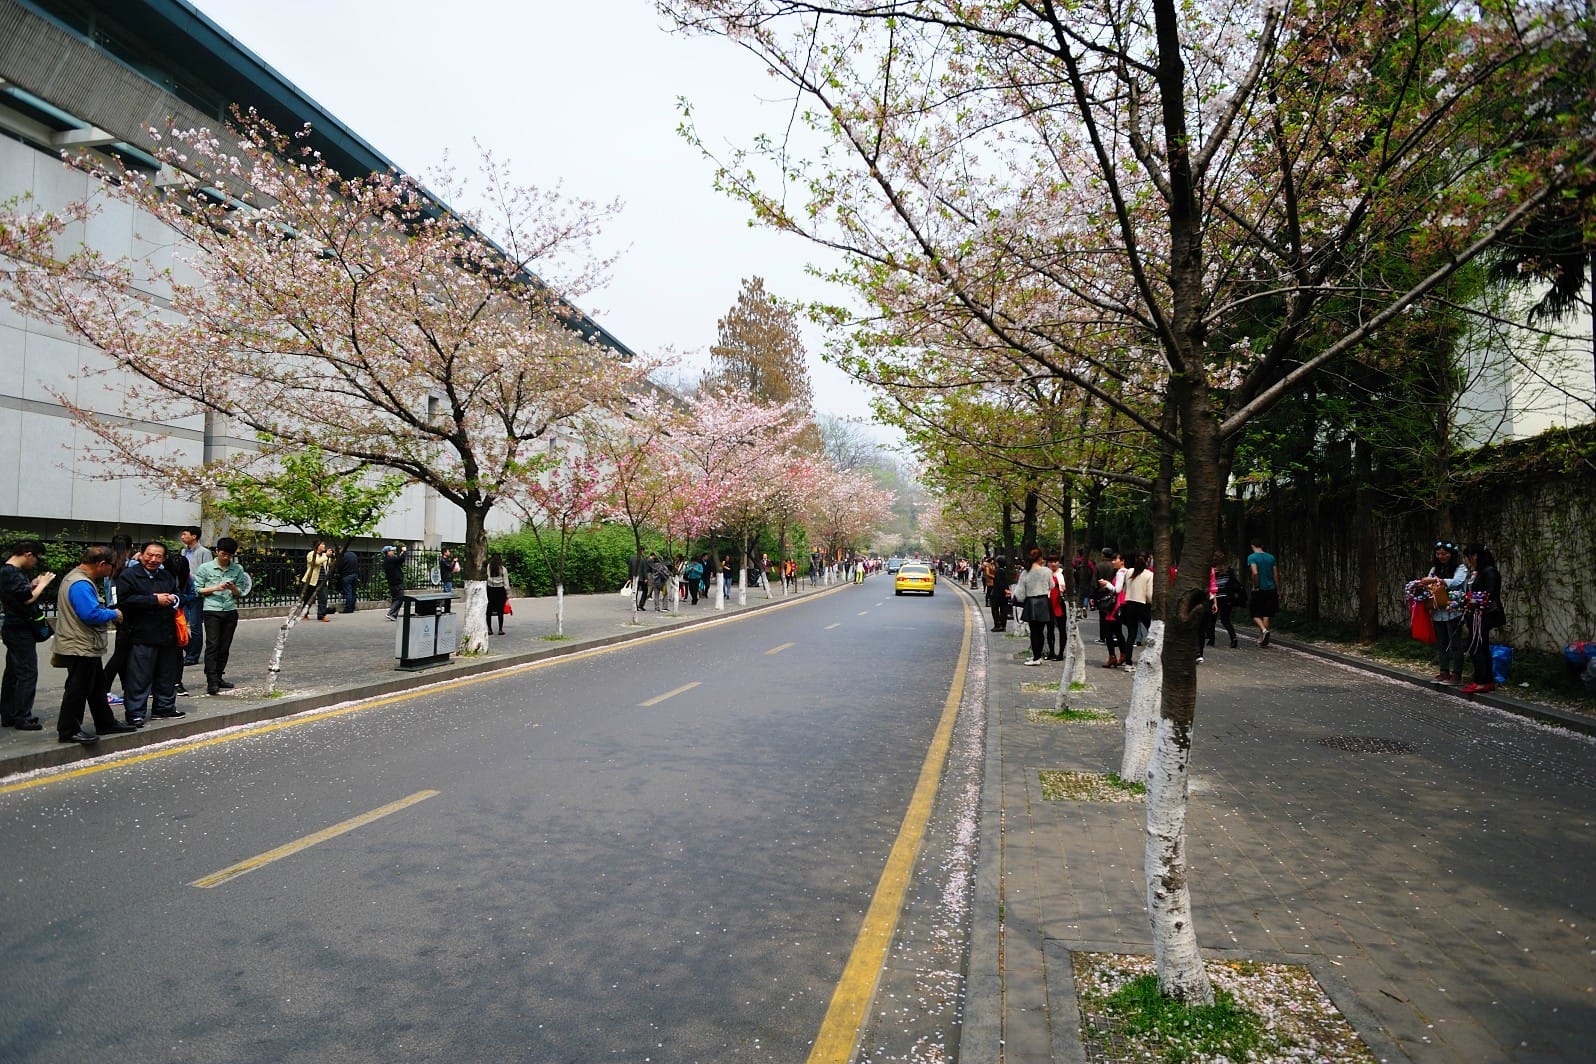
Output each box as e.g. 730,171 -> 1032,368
555,583 -> 565,636
762,569 -> 774,599
738,568 -> 747,606
459,580 -> 489,654
714,573 -> 725,610
264,598 -> 314,695
1145,712 -> 1214,1004
1121,620 -> 1164,782
1055,607 -> 1090,710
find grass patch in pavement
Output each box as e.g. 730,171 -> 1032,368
1028,707 -> 1117,724
1039,770 -> 1145,801
1020,680 -> 1060,692
1074,952 -> 1376,1063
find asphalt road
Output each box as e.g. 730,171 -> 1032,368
0,582 -> 970,1062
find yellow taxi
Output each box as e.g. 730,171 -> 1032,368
894,562 -> 936,596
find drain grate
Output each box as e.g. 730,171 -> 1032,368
1318,735 -> 1416,754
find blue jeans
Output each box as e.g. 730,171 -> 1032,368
341,573 -> 359,613
1,625 -> 40,725
182,597 -> 204,665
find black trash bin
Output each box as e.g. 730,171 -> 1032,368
396,590 -> 457,670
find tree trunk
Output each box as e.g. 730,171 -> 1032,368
1000,501 -> 1015,565
1120,620 -> 1165,781
1055,606 -> 1089,708
459,505 -> 491,656
1304,480 -> 1322,622
1354,437 -> 1379,643
265,596 -> 314,695
1059,477 -> 1074,561
1021,488 -> 1039,555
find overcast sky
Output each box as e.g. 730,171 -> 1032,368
189,0 -> 885,433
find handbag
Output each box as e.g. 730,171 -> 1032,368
1409,601 -> 1436,645
31,615 -> 52,643
50,651 -> 69,668
502,600 -> 513,616
174,609 -> 191,648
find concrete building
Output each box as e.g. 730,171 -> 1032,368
0,0 -> 635,550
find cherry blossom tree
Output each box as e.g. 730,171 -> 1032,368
508,451 -> 605,636
0,114 -> 649,656
665,0 -> 1596,1002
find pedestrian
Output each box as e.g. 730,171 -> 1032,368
1095,551 -> 1129,668
1247,539 -> 1279,647
194,536 -> 253,696
485,552 -> 510,634
1460,544 -> 1504,694
648,553 -> 672,611
1120,553 -> 1154,667
51,546 -> 138,743
439,548 -> 460,595
165,549 -> 197,696
1072,550 -> 1097,609
1419,541 -> 1468,686
338,544 -> 361,613
1,539 -> 55,731
114,541 -> 185,724
1210,550 -> 1242,650
1017,549 -> 1054,665
382,544 -> 409,621
301,540 -> 334,621
177,526 -> 211,668
100,533 -> 136,707
982,556 -> 1006,631
720,555 -> 733,598
1044,553 -> 1068,660
684,555 -> 704,605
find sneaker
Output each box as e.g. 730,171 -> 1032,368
1441,675 -> 1463,687
1259,631 -> 1271,648
1430,673 -> 1452,685
1024,658 -> 1042,666
217,680 -> 236,690
1196,656 -> 1205,664
174,682 -> 189,696
107,694 -> 124,706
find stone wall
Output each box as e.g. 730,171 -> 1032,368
1252,462 -> 1596,653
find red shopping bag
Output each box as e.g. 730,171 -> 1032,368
1409,601 -> 1436,645
503,600 -> 513,616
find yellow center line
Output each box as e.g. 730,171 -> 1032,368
191,789 -> 438,888
807,589 -> 974,1063
639,681 -> 701,707
766,642 -> 796,656
0,582 -> 858,797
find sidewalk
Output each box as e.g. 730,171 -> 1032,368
0,580 -> 835,781
957,581 -> 1596,1062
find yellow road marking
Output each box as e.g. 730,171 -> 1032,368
824,623 -> 840,630
191,789 -> 438,888
640,681 -> 701,707
0,582 -> 856,796
807,591 -> 974,1063
766,642 -> 795,656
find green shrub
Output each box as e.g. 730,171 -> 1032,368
491,524 -> 661,597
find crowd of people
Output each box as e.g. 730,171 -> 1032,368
970,541 -> 1283,669
0,530 -> 259,744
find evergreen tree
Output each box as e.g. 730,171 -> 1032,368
703,277 -> 813,408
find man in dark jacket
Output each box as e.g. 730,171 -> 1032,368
115,541 -> 185,725
338,546 -> 360,614
382,545 -> 408,621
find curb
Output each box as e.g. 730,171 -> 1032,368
0,582 -> 854,783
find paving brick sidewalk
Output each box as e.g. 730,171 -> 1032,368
960,584 -> 1596,1063
1,580 -> 838,780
